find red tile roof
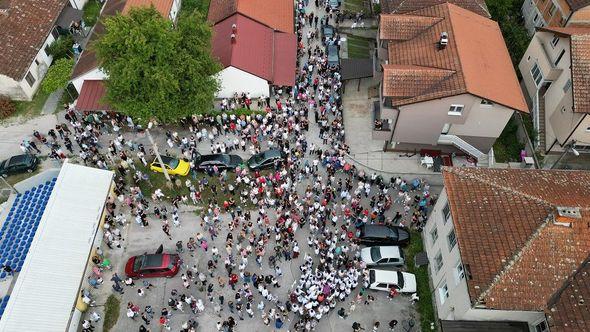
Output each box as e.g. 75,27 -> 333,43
0,0 -> 68,81
208,0 -> 294,33
442,167 -> 590,312
547,258 -> 590,331
538,27 -> 590,114
122,0 -> 174,17
76,80 -> 110,111
381,0 -> 490,17
211,14 -> 296,86
380,3 -> 528,113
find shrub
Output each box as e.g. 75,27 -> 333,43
103,294 -> 120,332
0,97 -> 17,119
46,35 -> 74,61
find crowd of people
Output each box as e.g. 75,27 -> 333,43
12,1 -> 436,331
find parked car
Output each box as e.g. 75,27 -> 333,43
326,44 -> 340,69
247,149 -> 286,170
361,246 -> 405,266
322,24 -> 335,45
328,0 -> 340,10
0,154 -> 39,178
368,269 -> 417,293
125,253 -> 181,278
357,225 -> 410,246
194,152 -> 243,171
149,156 -> 190,176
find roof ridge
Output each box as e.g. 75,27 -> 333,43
547,254 -> 590,308
445,4 -> 468,94
475,213 -> 554,305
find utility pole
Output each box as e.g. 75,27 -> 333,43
146,121 -> 171,182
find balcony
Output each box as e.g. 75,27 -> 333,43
372,101 -> 392,140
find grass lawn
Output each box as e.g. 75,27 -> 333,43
344,0 -> 368,13
121,164 -> 256,210
83,0 -> 103,27
3,168 -> 42,186
493,117 -> 525,163
346,35 -> 372,59
8,90 -> 50,122
103,294 -> 120,332
406,230 -> 437,331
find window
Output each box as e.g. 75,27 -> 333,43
44,44 -> 50,56
586,127 -> 590,132
531,63 -> 544,87
448,104 -> 464,116
434,251 -> 443,272
34,59 -> 39,66
550,35 -> 559,48
25,72 -> 35,87
554,49 -> 565,66
533,13 -> 539,23
442,203 -> 451,224
448,229 -> 457,250
51,27 -> 60,40
430,226 -> 439,244
481,99 -> 493,106
563,79 -> 572,93
441,123 -> 451,134
454,262 -> 465,284
438,283 -> 449,304
535,320 -> 549,332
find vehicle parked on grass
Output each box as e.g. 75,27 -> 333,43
0,154 -> 39,178
368,269 -> 417,293
326,44 -> 340,69
247,149 -> 286,170
125,253 -> 181,278
357,224 -> 410,246
193,152 -> 243,171
149,156 -> 190,176
360,246 -> 405,266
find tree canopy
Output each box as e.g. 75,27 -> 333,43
41,58 -> 74,94
93,7 -> 220,124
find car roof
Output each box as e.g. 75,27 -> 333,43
8,155 -> 28,165
371,269 -> 399,283
199,154 -> 229,162
140,254 -> 166,269
263,150 -> 282,158
376,246 -> 401,258
362,225 -> 391,237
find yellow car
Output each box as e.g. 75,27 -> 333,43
150,156 -> 190,176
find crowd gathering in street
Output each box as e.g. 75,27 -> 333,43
14,1 -> 435,331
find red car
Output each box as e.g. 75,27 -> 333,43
125,253 -> 181,279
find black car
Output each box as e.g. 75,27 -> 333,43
0,154 -> 39,178
322,25 -> 335,45
247,149 -> 286,170
326,44 -> 339,69
193,152 -> 243,171
358,225 -> 410,246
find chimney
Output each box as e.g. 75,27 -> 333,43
554,206 -> 582,227
438,32 -> 448,50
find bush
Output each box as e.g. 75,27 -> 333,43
83,0 -> 103,26
487,0 -> 531,70
103,294 -> 120,332
0,97 -> 17,119
494,117 -> 525,162
46,35 -> 74,61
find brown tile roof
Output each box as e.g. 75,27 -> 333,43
0,0 -> 68,81
382,64 -> 457,99
380,3 -> 528,113
122,0 -> 174,17
207,0 -> 294,33
564,0 -> 590,11
379,14 -> 442,40
442,167 -> 590,312
381,0 -> 490,17
546,258 -> 590,331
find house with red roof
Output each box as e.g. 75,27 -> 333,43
208,0 -> 296,98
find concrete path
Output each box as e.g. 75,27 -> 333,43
41,89 -> 64,115
0,114 -> 58,160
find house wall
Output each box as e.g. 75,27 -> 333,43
0,32 -> 57,101
522,0 -> 570,34
425,189 -> 548,331
568,5 -> 590,25
392,94 -> 513,153
68,0 -> 88,10
169,0 -> 181,21
216,66 -> 269,98
71,68 -> 108,93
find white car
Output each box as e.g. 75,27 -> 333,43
368,269 -> 417,293
361,246 -> 405,266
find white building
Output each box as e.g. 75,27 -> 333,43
425,167 -> 590,331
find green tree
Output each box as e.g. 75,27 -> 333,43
93,7 -> 221,124
46,35 -> 74,61
41,58 -> 75,94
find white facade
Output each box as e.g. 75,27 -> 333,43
68,0 -> 89,10
425,190 -> 547,331
0,32 -> 58,101
169,0 -> 181,21
71,67 -> 108,92
215,66 -> 270,98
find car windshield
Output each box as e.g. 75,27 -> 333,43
167,159 -> 179,169
222,155 -> 231,164
389,227 -> 399,240
133,255 -> 145,272
253,153 -> 266,163
397,271 -> 404,289
0,160 -> 6,169
369,269 -> 375,284
370,247 -> 381,262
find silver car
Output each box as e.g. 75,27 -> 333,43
361,246 -> 405,266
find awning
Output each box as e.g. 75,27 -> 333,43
341,58 -> 374,80
76,80 -> 110,111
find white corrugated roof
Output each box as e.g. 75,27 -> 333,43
0,163 -> 113,332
